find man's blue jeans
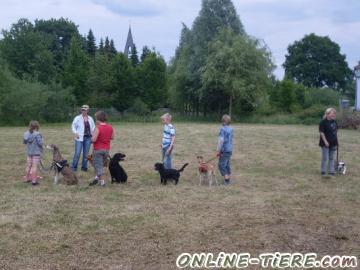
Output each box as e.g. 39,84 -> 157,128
71,137 -> 92,171
162,147 -> 172,169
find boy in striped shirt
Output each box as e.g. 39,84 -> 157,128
160,113 -> 176,169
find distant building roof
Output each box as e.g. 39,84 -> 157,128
124,26 -> 135,57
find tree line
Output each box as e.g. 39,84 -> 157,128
0,0 -> 355,125
0,18 -> 166,124
168,0 -> 353,119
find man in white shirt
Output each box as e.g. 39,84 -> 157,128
71,105 -> 96,172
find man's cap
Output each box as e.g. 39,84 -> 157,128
81,105 -> 89,111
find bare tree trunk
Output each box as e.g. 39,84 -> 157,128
229,95 -> 232,116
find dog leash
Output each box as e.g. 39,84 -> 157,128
39,160 -> 55,173
205,156 -> 219,163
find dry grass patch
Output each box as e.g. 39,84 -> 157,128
0,123 -> 359,269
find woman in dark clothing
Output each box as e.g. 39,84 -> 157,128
319,108 -> 338,177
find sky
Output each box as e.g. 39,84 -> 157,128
0,0 -> 359,79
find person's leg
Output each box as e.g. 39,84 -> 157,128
25,156 -> 32,182
165,153 -> 172,169
30,156 -> 40,185
321,147 -> 329,175
224,153 -> 232,184
71,140 -> 82,171
329,146 -> 337,175
81,137 -> 92,171
218,154 -> 227,184
99,150 -> 109,186
162,147 -> 172,169
90,150 -> 105,186
222,153 -> 231,184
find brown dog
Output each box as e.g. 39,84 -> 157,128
197,155 -> 218,187
47,144 -> 78,185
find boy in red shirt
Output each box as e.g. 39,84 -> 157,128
90,111 -> 114,187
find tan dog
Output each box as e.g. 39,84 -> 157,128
197,155 -> 218,187
47,144 -> 78,185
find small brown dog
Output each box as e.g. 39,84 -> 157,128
197,155 -> 218,187
47,144 -> 78,185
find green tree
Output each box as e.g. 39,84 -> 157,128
283,33 -> 352,90
130,44 -> 139,67
34,18 -> 80,76
168,24 -> 194,114
63,36 -> 90,104
111,53 -> 137,111
270,80 -> 297,113
99,38 -> 104,54
202,28 -> 273,115
86,53 -> 114,107
86,29 -> 97,58
0,18 -> 55,83
104,37 -> 110,53
140,46 -> 151,62
109,39 -> 117,55
169,0 -> 247,115
138,52 -> 167,110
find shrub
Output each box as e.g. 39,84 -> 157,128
295,104 -> 325,120
304,87 -> 341,108
338,111 -> 360,129
127,98 -> 150,116
0,64 -> 76,125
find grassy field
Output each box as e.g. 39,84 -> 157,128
0,123 -> 359,270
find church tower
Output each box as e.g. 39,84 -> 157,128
124,26 -> 135,57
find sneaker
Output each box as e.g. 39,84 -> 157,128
329,173 -> 335,177
89,179 -> 99,186
32,182 -> 39,186
81,168 -> 88,172
224,179 -> 230,185
100,180 -> 106,187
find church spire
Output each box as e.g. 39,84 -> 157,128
124,25 -> 135,57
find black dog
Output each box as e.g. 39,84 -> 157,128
154,163 -> 189,185
109,153 -> 128,183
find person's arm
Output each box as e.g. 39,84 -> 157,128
165,127 -> 176,154
216,137 -> 224,157
71,116 -> 79,139
90,117 -> 96,134
320,132 -> 329,147
23,132 -> 29,144
92,127 -> 99,143
110,128 -> 115,140
319,121 -> 329,147
216,129 -> 224,156
168,136 -> 175,152
36,133 -> 44,147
